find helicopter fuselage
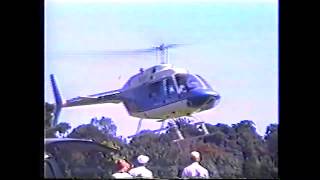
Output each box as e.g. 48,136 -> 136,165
119,64 -> 221,120
50,64 -> 220,126
49,44 -> 221,127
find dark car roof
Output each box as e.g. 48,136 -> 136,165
44,138 -> 120,152
45,138 -> 94,145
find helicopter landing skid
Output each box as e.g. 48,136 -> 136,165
135,118 -> 143,134
168,119 -> 185,141
172,116 -> 210,142
173,133 -> 212,143
127,119 -> 168,139
127,116 -> 211,142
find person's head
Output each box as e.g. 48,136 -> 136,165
116,159 -> 132,172
190,151 -> 201,162
137,155 -> 150,166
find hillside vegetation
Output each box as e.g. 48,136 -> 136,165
45,103 -> 278,179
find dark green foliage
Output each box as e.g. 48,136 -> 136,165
45,103 -> 72,138
45,122 -> 72,138
264,124 -> 278,177
90,117 -> 117,137
68,124 -> 105,141
44,103 -> 278,178
45,102 -> 54,129
44,102 -> 55,137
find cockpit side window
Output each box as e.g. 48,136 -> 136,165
149,81 -> 164,98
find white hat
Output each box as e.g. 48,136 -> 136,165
137,155 -> 150,164
191,151 -> 201,158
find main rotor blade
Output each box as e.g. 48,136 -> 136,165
153,43 -> 184,50
51,49 -> 155,57
47,43 -> 186,57
163,43 -> 183,49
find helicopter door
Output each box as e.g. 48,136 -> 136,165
163,78 -> 175,97
148,77 -> 178,106
175,74 -> 189,94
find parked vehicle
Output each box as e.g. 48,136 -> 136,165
44,138 -> 118,178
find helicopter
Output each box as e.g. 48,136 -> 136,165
49,44 -> 221,141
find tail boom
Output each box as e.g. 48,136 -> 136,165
50,74 -> 63,127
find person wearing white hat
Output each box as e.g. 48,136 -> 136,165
128,155 -> 153,178
181,151 -> 209,178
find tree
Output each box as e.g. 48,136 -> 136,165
232,120 -> 257,134
90,116 -> 117,137
45,122 -> 71,138
264,124 -> 278,170
216,123 -> 234,135
45,102 -> 72,138
44,102 -> 55,129
68,124 -> 107,142
44,113 -> 278,179
243,156 -> 261,178
203,131 -> 226,146
265,124 -> 278,136
55,122 -> 71,137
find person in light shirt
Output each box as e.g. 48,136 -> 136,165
181,151 -> 209,178
111,159 -> 133,179
128,155 -> 153,178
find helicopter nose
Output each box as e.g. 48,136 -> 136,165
213,93 -> 221,107
205,91 -> 221,108
187,89 -> 220,108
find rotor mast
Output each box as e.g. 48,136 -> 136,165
155,44 -> 168,64
155,43 -> 178,64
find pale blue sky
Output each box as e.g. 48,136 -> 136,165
45,0 -> 278,137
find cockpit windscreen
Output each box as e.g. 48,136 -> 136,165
175,74 -> 212,92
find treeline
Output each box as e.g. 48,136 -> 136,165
45,103 -> 278,179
